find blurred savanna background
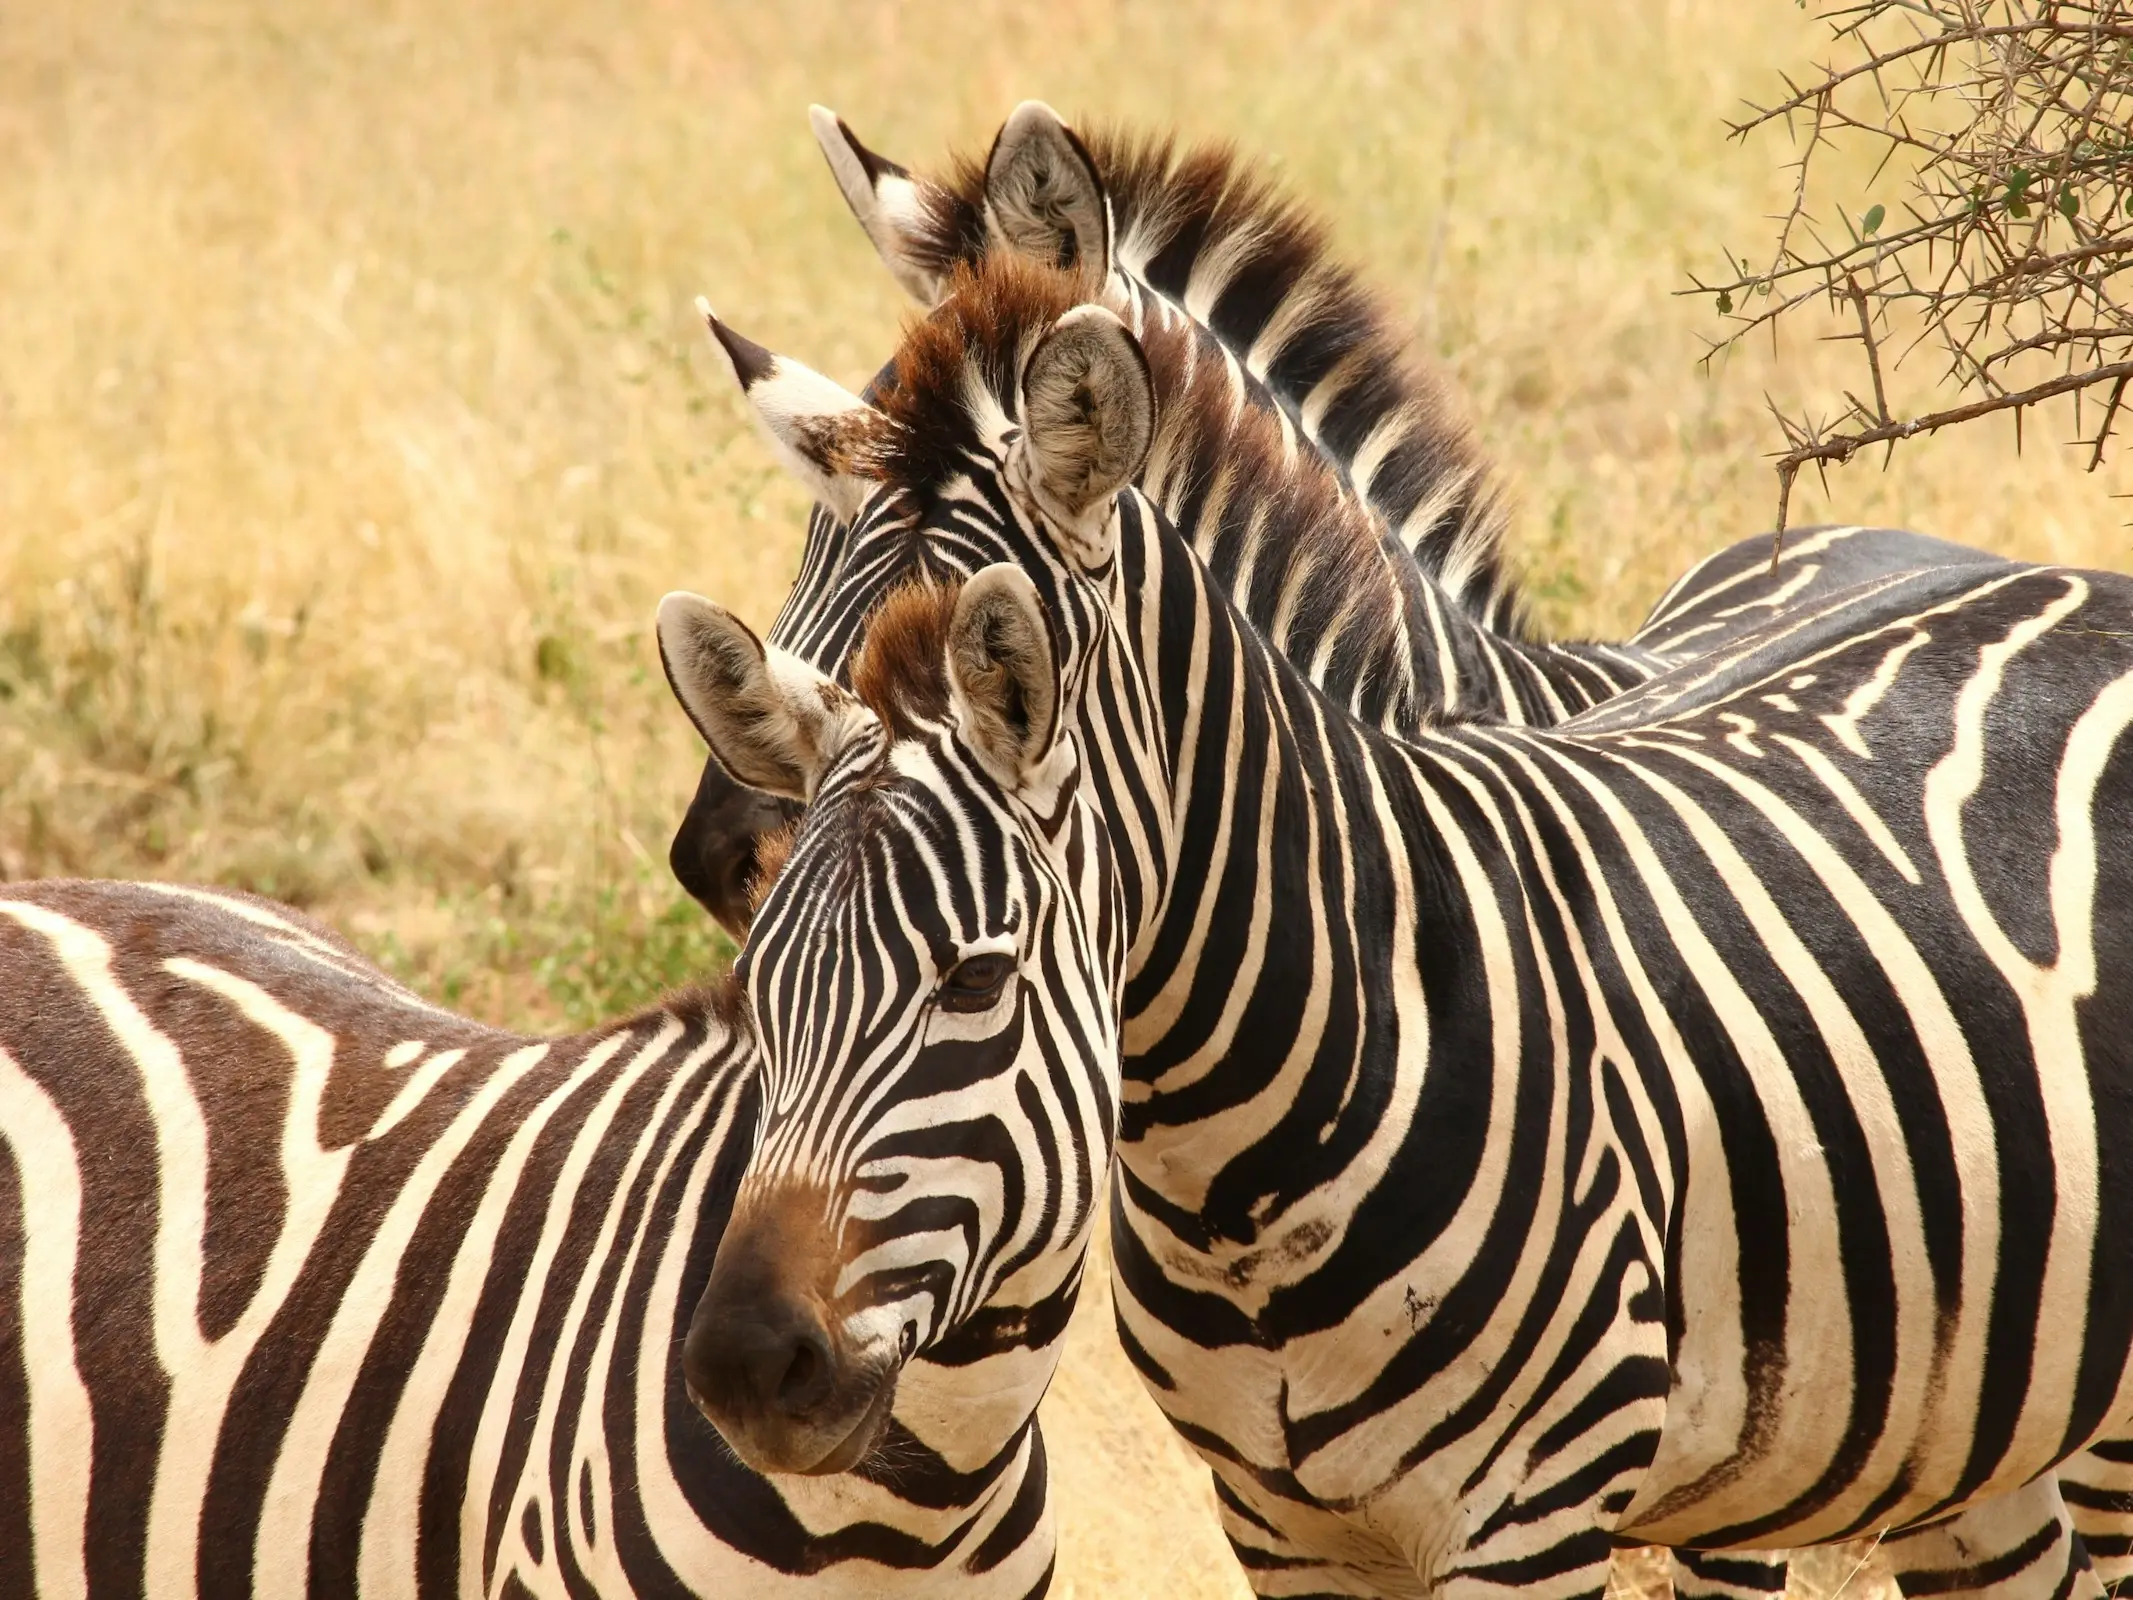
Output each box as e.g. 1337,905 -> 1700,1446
4,1 -> 2125,1593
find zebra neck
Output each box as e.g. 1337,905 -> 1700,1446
1114,279 -> 1682,727
1099,512 -> 1481,1231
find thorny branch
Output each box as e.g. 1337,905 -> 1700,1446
1688,0 -> 2133,551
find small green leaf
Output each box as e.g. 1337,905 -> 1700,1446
2059,189 -> 2079,220
534,633 -> 578,685
1717,288 -> 1733,315
2008,197 -> 2030,220
1862,204 -> 1885,237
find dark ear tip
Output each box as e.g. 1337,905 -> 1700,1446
811,102 -> 909,183
841,116 -> 907,183
704,311 -> 776,391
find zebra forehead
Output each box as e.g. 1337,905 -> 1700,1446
868,255 -> 1085,492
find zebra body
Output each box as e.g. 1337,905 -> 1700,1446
660,269 -> 2133,1599
0,879 -> 1058,1598
1101,555 -> 2133,1588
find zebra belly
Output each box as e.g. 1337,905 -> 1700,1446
1619,1177 -> 2133,1548
1613,985 -> 2133,1547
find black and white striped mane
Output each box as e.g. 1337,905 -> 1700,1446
866,256 -> 1477,728
895,126 -> 1520,631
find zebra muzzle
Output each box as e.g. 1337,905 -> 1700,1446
683,1187 -> 898,1475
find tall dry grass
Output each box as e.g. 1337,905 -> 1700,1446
3,1 -> 2119,1593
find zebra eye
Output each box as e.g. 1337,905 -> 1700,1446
938,953 -> 1015,1013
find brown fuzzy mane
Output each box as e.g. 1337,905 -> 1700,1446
866,257 -> 1083,494
854,252 -> 1437,723
1133,308 -> 1422,718
848,577 -> 962,742
905,120 -> 1516,629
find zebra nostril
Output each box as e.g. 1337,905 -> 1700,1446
778,1327 -> 834,1413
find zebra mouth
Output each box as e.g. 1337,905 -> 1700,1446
797,1369 -> 898,1476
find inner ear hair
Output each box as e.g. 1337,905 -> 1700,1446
984,101 -> 1110,288
1019,305 -> 1155,531
948,566 -> 1059,783
655,594 -> 839,803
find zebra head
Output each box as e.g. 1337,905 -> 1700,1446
670,104 -> 1108,941
660,290 -> 1154,1479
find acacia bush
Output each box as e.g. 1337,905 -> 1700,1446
1695,1 -> 2133,535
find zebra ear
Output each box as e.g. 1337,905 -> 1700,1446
809,105 -> 955,306
1015,305 -> 1154,567
984,101 -> 1111,290
947,565 -> 1061,789
697,300 -> 886,524
656,593 -> 870,803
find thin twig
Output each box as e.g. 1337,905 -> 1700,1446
2092,371 -> 2130,469
1848,272 -> 1895,424
1782,357 -> 2133,470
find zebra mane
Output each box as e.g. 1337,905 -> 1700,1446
869,256 -> 1432,724
848,576 -> 962,741
905,123 -> 1518,629
620,969 -> 752,1040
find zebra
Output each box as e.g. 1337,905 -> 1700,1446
0,877 -> 1064,1597
656,263 -> 2133,1599
669,100 -> 2004,938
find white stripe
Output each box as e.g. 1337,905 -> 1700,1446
367,1046 -> 470,1141
252,1040 -> 557,1598
455,1023 -> 680,1594
0,901 -> 216,1599
0,1041 -> 95,1600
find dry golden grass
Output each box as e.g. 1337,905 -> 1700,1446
3,1 -> 2117,1593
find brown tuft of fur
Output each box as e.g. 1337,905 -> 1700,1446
847,577 -> 963,743
745,821 -> 799,913
866,257 -> 1084,494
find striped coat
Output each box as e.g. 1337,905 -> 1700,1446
0,879 -> 1058,1598
669,102 -> 2003,938
659,267 -> 2133,1600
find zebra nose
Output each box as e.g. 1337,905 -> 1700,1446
684,1296 -> 838,1427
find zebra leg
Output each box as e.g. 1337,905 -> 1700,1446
1878,1477 -> 2103,1600
1670,1547 -> 1790,1600
1208,1471 -> 1429,1597
2062,1444 -> 2133,1595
